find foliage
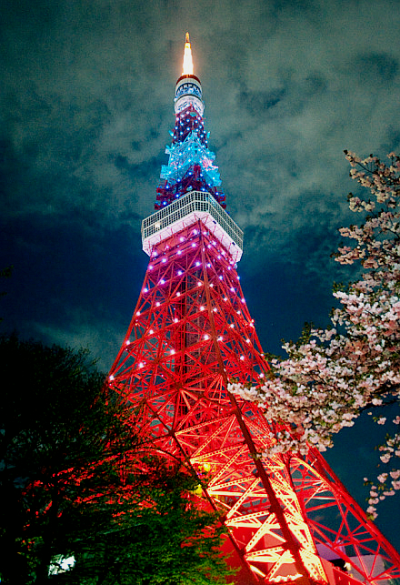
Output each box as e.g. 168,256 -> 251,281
0,336 -> 231,584
60,473 -> 230,585
0,266 -> 12,321
0,335 -> 110,583
0,266 -> 12,288
229,152 -> 400,518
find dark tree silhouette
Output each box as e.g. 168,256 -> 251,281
0,336 -> 231,584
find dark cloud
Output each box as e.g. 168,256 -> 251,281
355,52 -> 399,84
1,0 -> 400,549
239,88 -> 286,115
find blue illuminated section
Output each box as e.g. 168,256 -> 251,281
160,130 -> 221,187
155,75 -> 226,210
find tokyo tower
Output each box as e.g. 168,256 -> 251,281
108,34 -> 400,585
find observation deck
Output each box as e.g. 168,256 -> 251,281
142,191 -> 243,262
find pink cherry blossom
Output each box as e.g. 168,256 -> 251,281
230,151 -> 400,517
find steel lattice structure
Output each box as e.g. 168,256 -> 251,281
108,35 -> 400,585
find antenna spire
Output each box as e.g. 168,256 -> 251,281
182,32 -> 193,75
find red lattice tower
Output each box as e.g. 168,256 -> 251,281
108,35 -> 400,585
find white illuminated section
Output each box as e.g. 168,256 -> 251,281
49,555 -> 75,575
183,32 -> 193,75
174,77 -> 204,116
142,191 -> 243,263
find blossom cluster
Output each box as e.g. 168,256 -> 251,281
229,152 -> 400,516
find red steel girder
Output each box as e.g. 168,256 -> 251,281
109,221 -> 400,585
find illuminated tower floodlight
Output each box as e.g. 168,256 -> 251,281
183,31 -> 194,75
108,35 -> 400,585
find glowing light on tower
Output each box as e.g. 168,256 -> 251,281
182,32 -> 193,75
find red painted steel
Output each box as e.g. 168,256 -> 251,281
108,222 -> 400,585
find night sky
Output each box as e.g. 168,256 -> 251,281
1,0 -> 400,550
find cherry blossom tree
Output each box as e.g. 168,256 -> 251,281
229,151 -> 400,518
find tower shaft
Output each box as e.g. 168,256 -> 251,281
110,220 -> 326,583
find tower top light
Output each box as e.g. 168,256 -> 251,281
174,33 -> 203,116
182,32 -> 193,75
